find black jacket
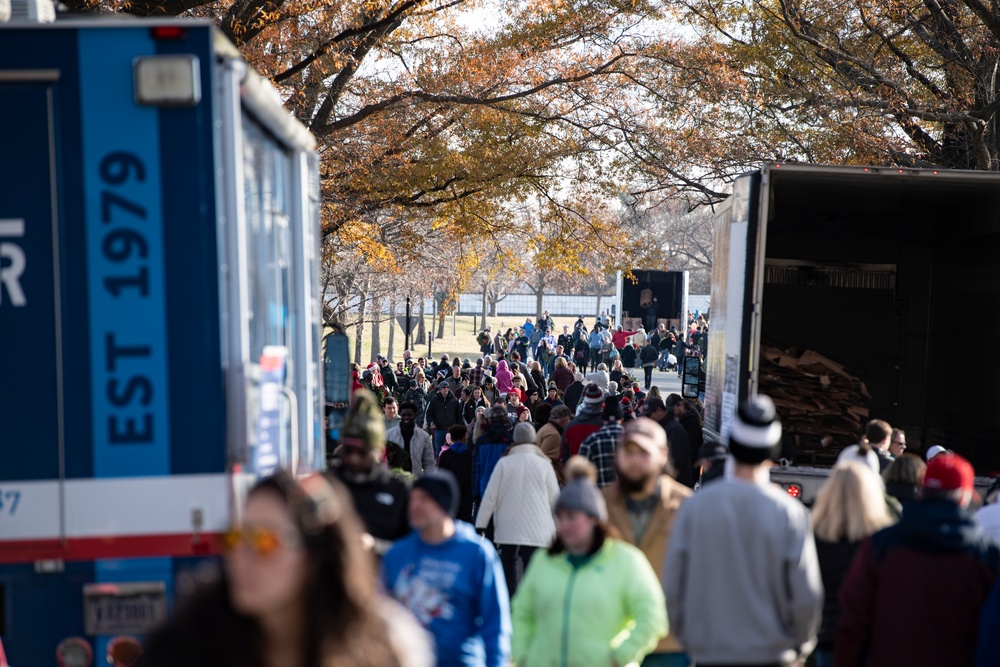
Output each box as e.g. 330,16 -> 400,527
379,365 -> 398,394
658,415 -> 692,487
439,443 -> 474,523
620,345 -> 637,367
424,392 -> 462,430
328,464 -> 410,543
815,537 -> 862,650
563,381 -> 585,413
639,344 -> 659,365
678,411 -> 704,468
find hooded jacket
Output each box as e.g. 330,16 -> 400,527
836,498 -> 1000,667
475,444 -> 559,547
511,537 -> 667,667
495,360 -> 514,394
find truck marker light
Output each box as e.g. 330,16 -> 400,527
786,484 -> 802,499
150,26 -> 187,40
133,55 -> 201,107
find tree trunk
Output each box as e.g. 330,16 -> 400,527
415,295 -> 426,345
371,294 -> 382,360
387,292 -> 397,359
481,286 -> 488,326
354,288 -> 368,366
435,292 -> 446,339
488,288 -> 499,317
534,276 -> 545,319
595,293 -> 602,319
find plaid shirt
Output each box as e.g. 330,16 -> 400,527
578,422 -> 623,488
469,365 -> 485,387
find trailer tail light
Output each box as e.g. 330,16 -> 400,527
786,484 -> 802,499
107,636 -> 143,667
55,636 -> 93,667
133,55 -> 201,107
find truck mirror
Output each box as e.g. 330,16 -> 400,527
682,357 -> 701,398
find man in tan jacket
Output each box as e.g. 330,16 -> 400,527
535,405 -> 572,485
604,417 -> 692,667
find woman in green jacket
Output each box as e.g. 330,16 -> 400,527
512,459 -> 667,667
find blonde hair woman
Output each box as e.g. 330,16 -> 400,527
811,462 -> 894,666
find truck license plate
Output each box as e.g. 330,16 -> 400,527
83,581 -> 167,635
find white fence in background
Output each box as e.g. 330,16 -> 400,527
327,293 -> 711,318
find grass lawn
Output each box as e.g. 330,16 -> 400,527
349,313 -> 566,366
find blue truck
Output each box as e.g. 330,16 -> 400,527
0,19 -> 325,665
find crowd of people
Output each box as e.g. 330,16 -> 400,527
350,312 -> 710,429
138,311 -> 1000,667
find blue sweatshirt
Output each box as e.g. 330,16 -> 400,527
382,521 -> 511,667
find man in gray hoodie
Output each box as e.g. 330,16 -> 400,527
663,395 -> 823,667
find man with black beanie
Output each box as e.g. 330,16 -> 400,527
382,470 -> 512,667
663,395 -> 823,667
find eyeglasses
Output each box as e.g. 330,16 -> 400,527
221,524 -> 300,557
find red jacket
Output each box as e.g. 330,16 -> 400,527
559,403 -> 604,462
612,329 -> 636,349
836,499 -> 1000,667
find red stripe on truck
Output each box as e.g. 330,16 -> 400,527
0,533 -> 222,564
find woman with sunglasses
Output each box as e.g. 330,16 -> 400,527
142,471 -> 431,667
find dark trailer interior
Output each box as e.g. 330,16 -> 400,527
621,270 -> 685,323
760,166 -> 1000,474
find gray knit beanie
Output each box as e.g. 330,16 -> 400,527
513,421 -> 536,445
556,480 -> 607,521
555,460 -> 607,522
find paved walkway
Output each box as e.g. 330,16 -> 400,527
615,366 -> 684,398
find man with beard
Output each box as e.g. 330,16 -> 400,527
603,417 -> 691,667
328,390 -> 410,556
605,417 -> 692,666
386,402 -> 437,476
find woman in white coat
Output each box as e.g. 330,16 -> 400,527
475,421 -> 560,597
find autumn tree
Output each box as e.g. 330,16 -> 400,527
610,0 -> 1000,209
